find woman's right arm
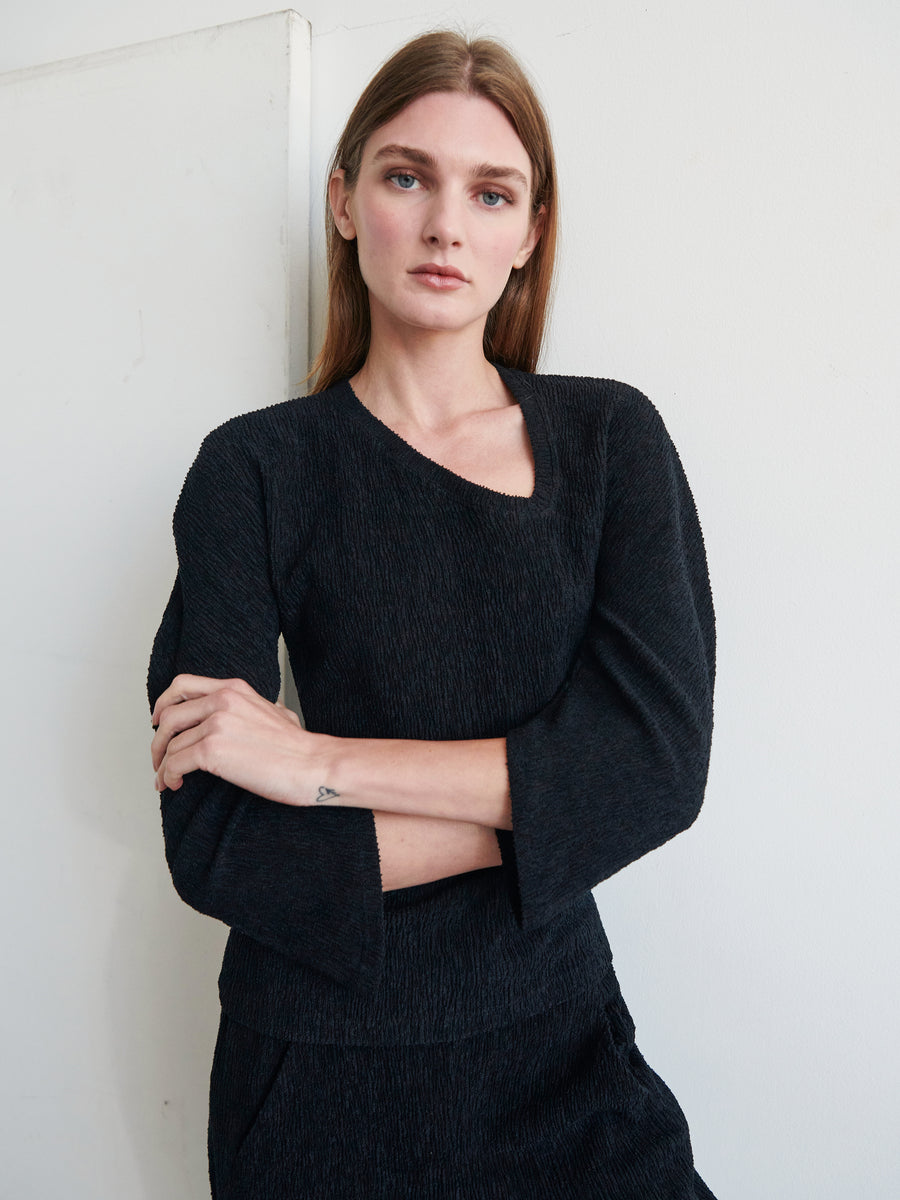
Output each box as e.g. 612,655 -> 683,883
148,423 -> 384,992
373,811 -> 501,891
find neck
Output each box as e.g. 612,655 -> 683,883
351,317 -> 510,433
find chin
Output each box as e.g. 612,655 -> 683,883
375,297 -> 490,338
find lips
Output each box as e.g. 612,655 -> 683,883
409,263 -> 468,291
411,262 -> 467,280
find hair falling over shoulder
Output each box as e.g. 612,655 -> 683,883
309,30 -> 559,392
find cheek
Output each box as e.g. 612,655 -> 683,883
354,210 -> 412,297
479,224 -> 531,276
356,202 -> 406,265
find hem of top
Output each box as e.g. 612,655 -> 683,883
218,968 -> 619,1049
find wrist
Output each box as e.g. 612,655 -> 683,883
311,735 -> 422,816
296,729 -> 347,808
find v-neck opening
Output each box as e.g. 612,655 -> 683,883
334,365 -> 555,513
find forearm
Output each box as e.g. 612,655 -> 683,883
373,810 -> 502,891
151,674 -> 512,829
318,734 -> 512,830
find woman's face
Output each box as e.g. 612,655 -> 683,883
330,91 -> 542,346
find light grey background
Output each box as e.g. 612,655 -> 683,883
1,3 -> 898,1198
0,12 -> 310,1198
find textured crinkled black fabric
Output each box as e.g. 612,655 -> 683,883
208,982 -> 717,1199
148,370 -> 715,1043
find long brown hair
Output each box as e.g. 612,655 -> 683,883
310,30 -> 558,392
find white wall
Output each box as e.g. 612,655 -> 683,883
1,3 -> 898,1198
0,13 -> 309,1198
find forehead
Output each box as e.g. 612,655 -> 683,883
362,92 -> 532,182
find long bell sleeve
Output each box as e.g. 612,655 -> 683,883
500,387 -> 716,930
147,424 -> 384,991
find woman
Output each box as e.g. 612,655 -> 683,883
149,29 -> 717,1200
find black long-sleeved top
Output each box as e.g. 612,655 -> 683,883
147,369 -> 715,1045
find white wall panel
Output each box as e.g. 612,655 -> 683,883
0,13 -> 309,1197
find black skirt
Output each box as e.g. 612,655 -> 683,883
208,975 -> 715,1200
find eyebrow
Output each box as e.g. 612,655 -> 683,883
370,143 -> 530,191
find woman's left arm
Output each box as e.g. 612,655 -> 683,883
498,386 -> 716,931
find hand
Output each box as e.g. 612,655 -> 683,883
150,674 -> 331,805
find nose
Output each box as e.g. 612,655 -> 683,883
422,190 -> 464,248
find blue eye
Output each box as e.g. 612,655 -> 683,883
391,173 -> 418,189
481,191 -> 506,207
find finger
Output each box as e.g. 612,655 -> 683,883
156,709 -> 244,792
151,673 -> 227,726
151,674 -> 253,726
151,694 -> 216,770
156,765 -> 183,792
156,765 -> 181,792
151,689 -> 250,769
151,675 -> 208,727
155,721 -> 209,790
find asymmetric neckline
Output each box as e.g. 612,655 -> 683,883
332,365 -> 557,514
